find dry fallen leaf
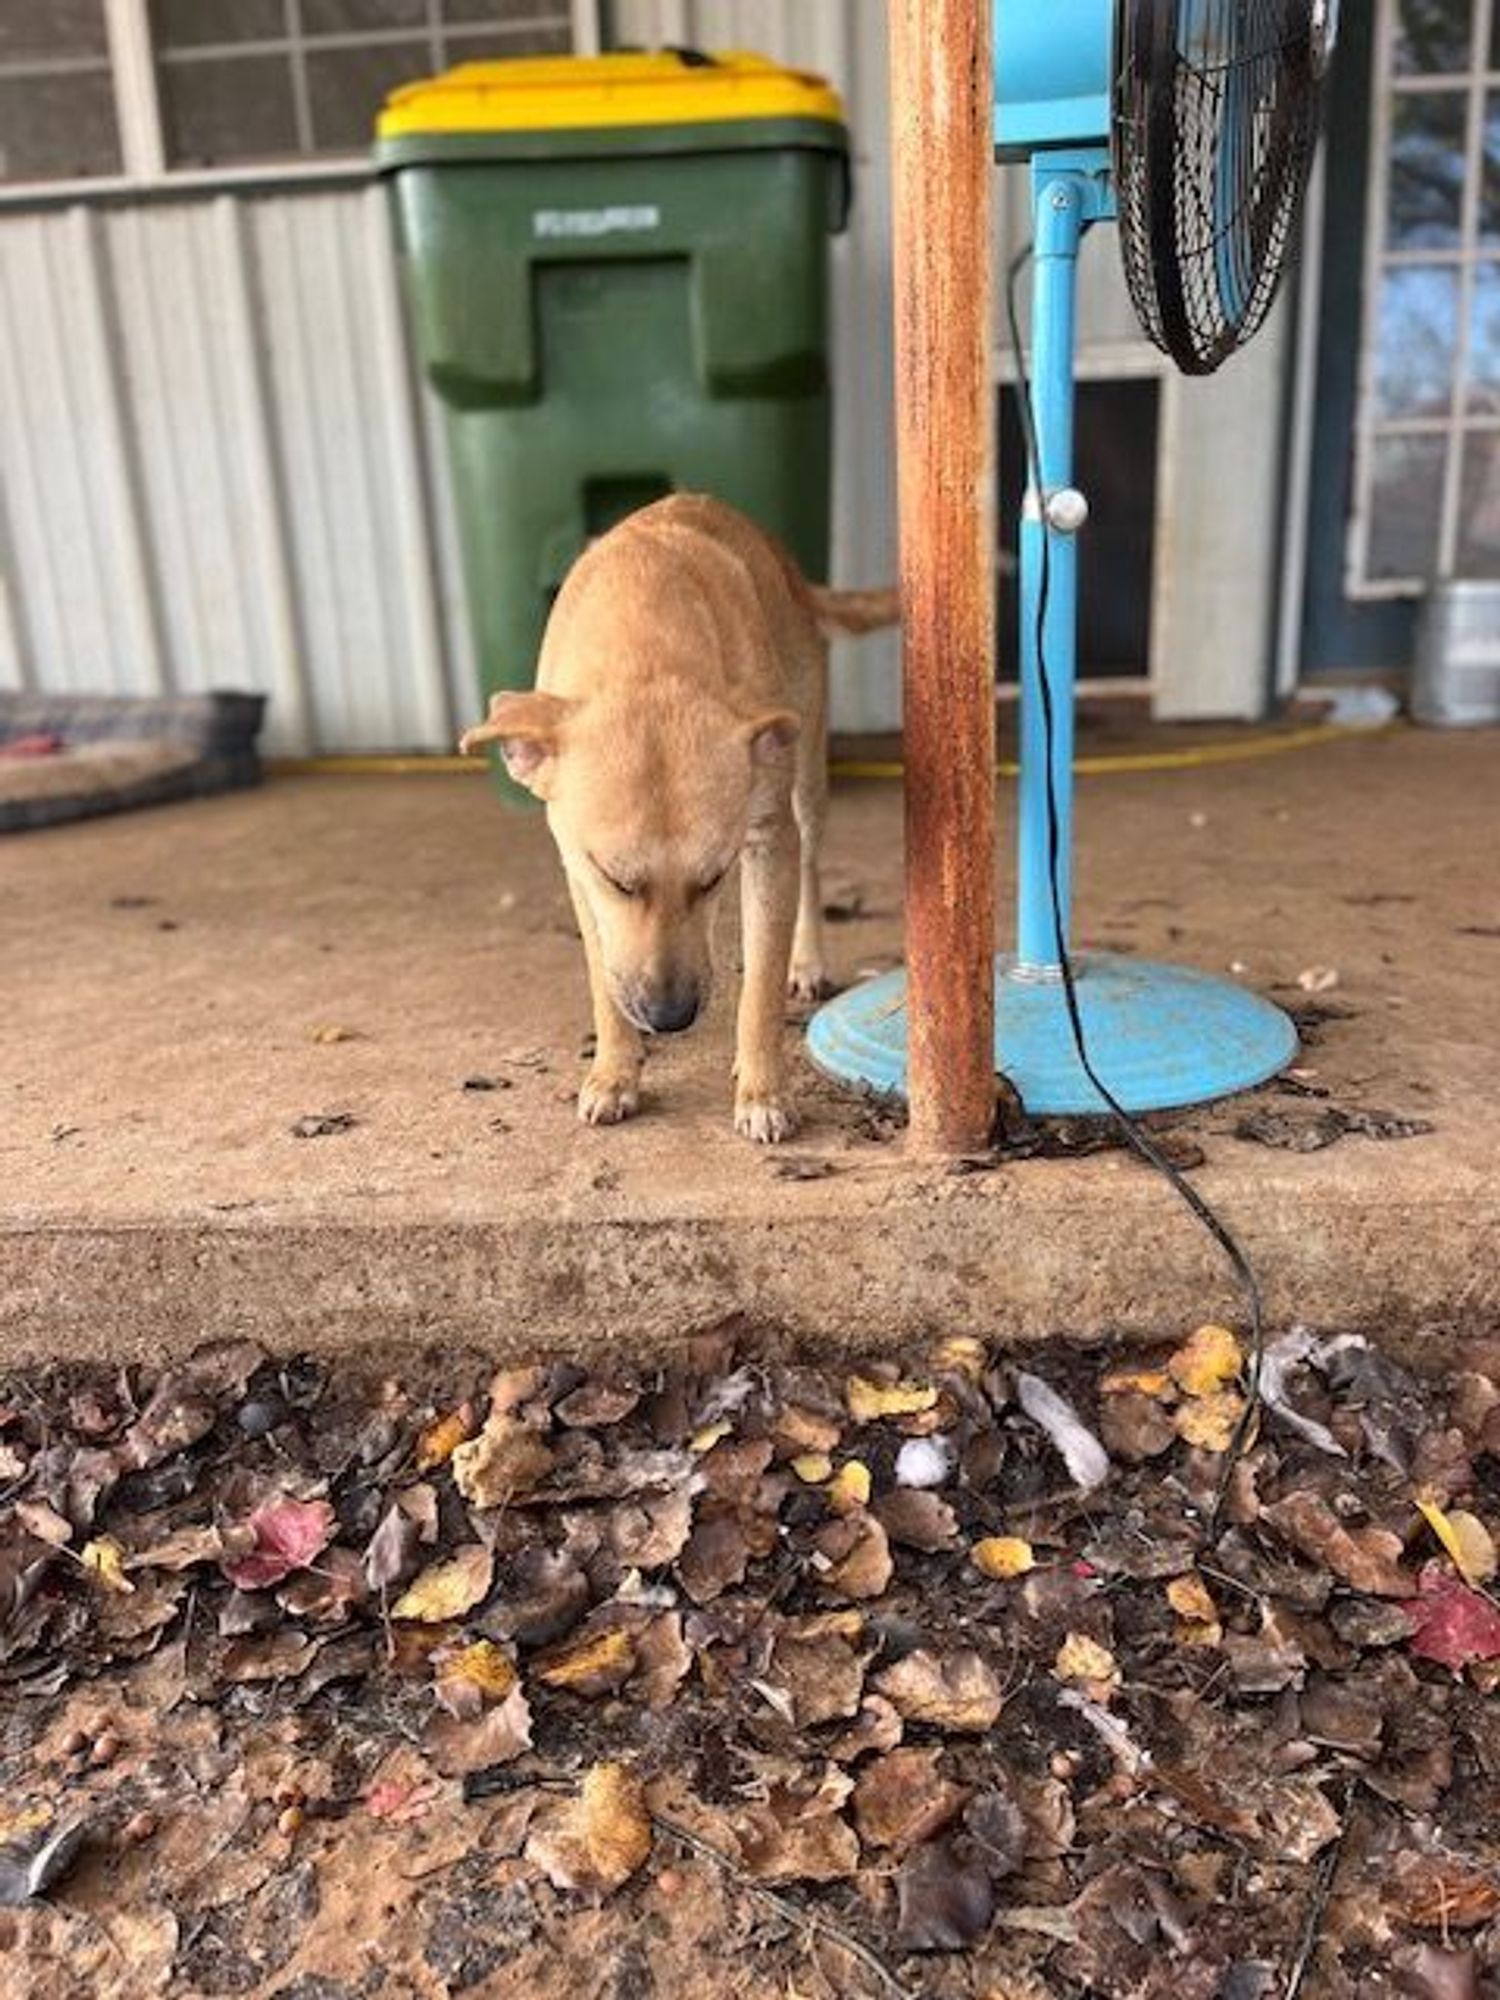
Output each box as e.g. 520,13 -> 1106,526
80,1537 -> 134,1596
427,1685 -> 533,1777
815,1514 -> 893,1601
452,1415 -> 555,1508
1166,1572 -> 1223,1644
1405,1563 -> 1500,1672
435,1639 -> 518,1717
853,1747 -> 968,1850
1416,1497 -> 1498,1588
846,1375 -> 938,1424
222,1496 -> 337,1592
534,1625 -> 637,1696
1168,1323 -> 1244,1397
1174,1389 -> 1247,1453
734,1778 -> 860,1886
875,1649 -> 1003,1733
391,1545 -> 494,1624
416,1406 -> 474,1472
1054,1632 -> 1120,1692
1099,1366 -> 1176,1401
1262,1491 -> 1414,1598
826,1460 -> 872,1514
971,1536 -> 1036,1580
791,1453 -> 832,1484
1297,965 -> 1340,994
525,1762 -> 652,1895
767,1626 -> 867,1727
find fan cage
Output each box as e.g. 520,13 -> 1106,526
1113,0 -> 1325,375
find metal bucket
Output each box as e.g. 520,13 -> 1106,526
1412,580 -> 1500,727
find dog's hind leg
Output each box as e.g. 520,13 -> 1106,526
734,820 -> 801,1143
788,648 -> 831,1002
566,875 -> 644,1126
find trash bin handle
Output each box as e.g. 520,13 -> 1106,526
612,44 -> 720,67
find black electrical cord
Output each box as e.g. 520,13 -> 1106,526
1004,241 -> 1265,1536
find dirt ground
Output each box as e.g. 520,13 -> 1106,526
2,1324 -> 1499,1999
2,722 -> 1497,1360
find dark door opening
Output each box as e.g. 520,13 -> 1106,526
998,376 -> 1160,680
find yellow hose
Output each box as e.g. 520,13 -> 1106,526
271,720 -> 1396,783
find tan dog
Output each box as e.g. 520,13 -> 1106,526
459,494 -> 897,1142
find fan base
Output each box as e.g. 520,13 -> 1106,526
806,953 -> 1298,1117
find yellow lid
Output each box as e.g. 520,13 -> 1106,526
377,50 -> 844,139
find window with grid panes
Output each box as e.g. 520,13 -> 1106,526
151,1 -> 571,166
1357,0 -> 1500,588
0,2 -> 122,182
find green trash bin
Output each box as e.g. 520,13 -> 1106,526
376,49 -> 850,799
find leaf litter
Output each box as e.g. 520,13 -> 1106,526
0,1327 -> 1497,1997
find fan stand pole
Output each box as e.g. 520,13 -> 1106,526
887,0 -> 997,1155
1015,162 -> 1099,971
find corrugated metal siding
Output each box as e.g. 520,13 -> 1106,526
0,183 -> 473,754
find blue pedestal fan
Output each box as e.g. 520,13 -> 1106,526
809,0 -> 1338,1116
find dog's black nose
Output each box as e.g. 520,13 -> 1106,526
640,990 -> 701,1034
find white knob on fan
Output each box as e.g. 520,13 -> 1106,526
1043,487 -> 1089,534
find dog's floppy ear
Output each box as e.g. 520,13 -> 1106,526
744,709 -> 800,767
458,690 -> 571,795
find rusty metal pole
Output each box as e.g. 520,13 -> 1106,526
889,0 -> 997,1154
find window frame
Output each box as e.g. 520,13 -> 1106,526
1350,0 -> 1500,596
0,0 -> 596,204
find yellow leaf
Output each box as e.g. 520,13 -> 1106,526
971,1536 -> 1036,1580
790,1453 -> 833,1485
1165,1573 -> 1223,1644
534,1628 -> 635,1693
690,1420 -> 732,1454
391,1545 -> 493,1624
81,1537 -> 134,1596
451,1416 -> 555,1509
1417,1497 -> 1499,1587
1166,1573 -> 1219,1623
933,1336 -> 988,1382
524,1761 -> 652,1895
846,1376 -> 938,1424
440,1640 -> 517,1703
1173,1390 -> 1247,1453
1168,1324 -> 1243,1398
416,1407 -> 473,1472
1054,1632 -> 1119,1688
1100,1366 -> 1176,1401
827,1461 -> 872,1514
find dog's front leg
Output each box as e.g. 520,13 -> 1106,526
566,876 -> 643,1126
734,821 -> 801,1143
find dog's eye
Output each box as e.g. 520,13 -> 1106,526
691,867 -> 728,902
591,857 -> 642,899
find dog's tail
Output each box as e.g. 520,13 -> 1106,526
807,584 -> 902,637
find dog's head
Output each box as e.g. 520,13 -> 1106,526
461,687 -> 797,1036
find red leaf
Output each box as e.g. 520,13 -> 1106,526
1406,1562 -> 1500,1672
223,1495 -> 336,1590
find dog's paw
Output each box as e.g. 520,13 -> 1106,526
734,1087 -> 799,1145
578,1070 -> 640,1127
787,962 -> 834,1004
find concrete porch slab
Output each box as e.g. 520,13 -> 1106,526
1,727 -> 1494,1365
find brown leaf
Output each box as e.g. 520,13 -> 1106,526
415,1407 -> 474,1472
1261,1490 -> 1414,1597
1099,1390 -> 1178,1463
632,1612 -> 692,1710
678,1511 -> 751,1605
426,1684 -> 533,1777
829,1695 -> 905,1763
452,1415 -> 556,1509
734,1792 -> 859,1885
698,1437 -> 775,1506
875,1488 -> 958,1552
814,1513 -> 893,1601
221,1629 -> 318,1683
391,1544 -> 494,1624
875,1648 -> 1004,1733
483,1546 -> 590,1647
554,1379 -> 642,1428
853,1747 -> 968,1850
766,1628 -> 867,1727
363,1504 -> 422,1594
533,1625 -> 636,1696
608,1488 -> 693,1570
525,1762 -> 652,1895
895,1839 -> 994,1952
277,1545 -> 365,1624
